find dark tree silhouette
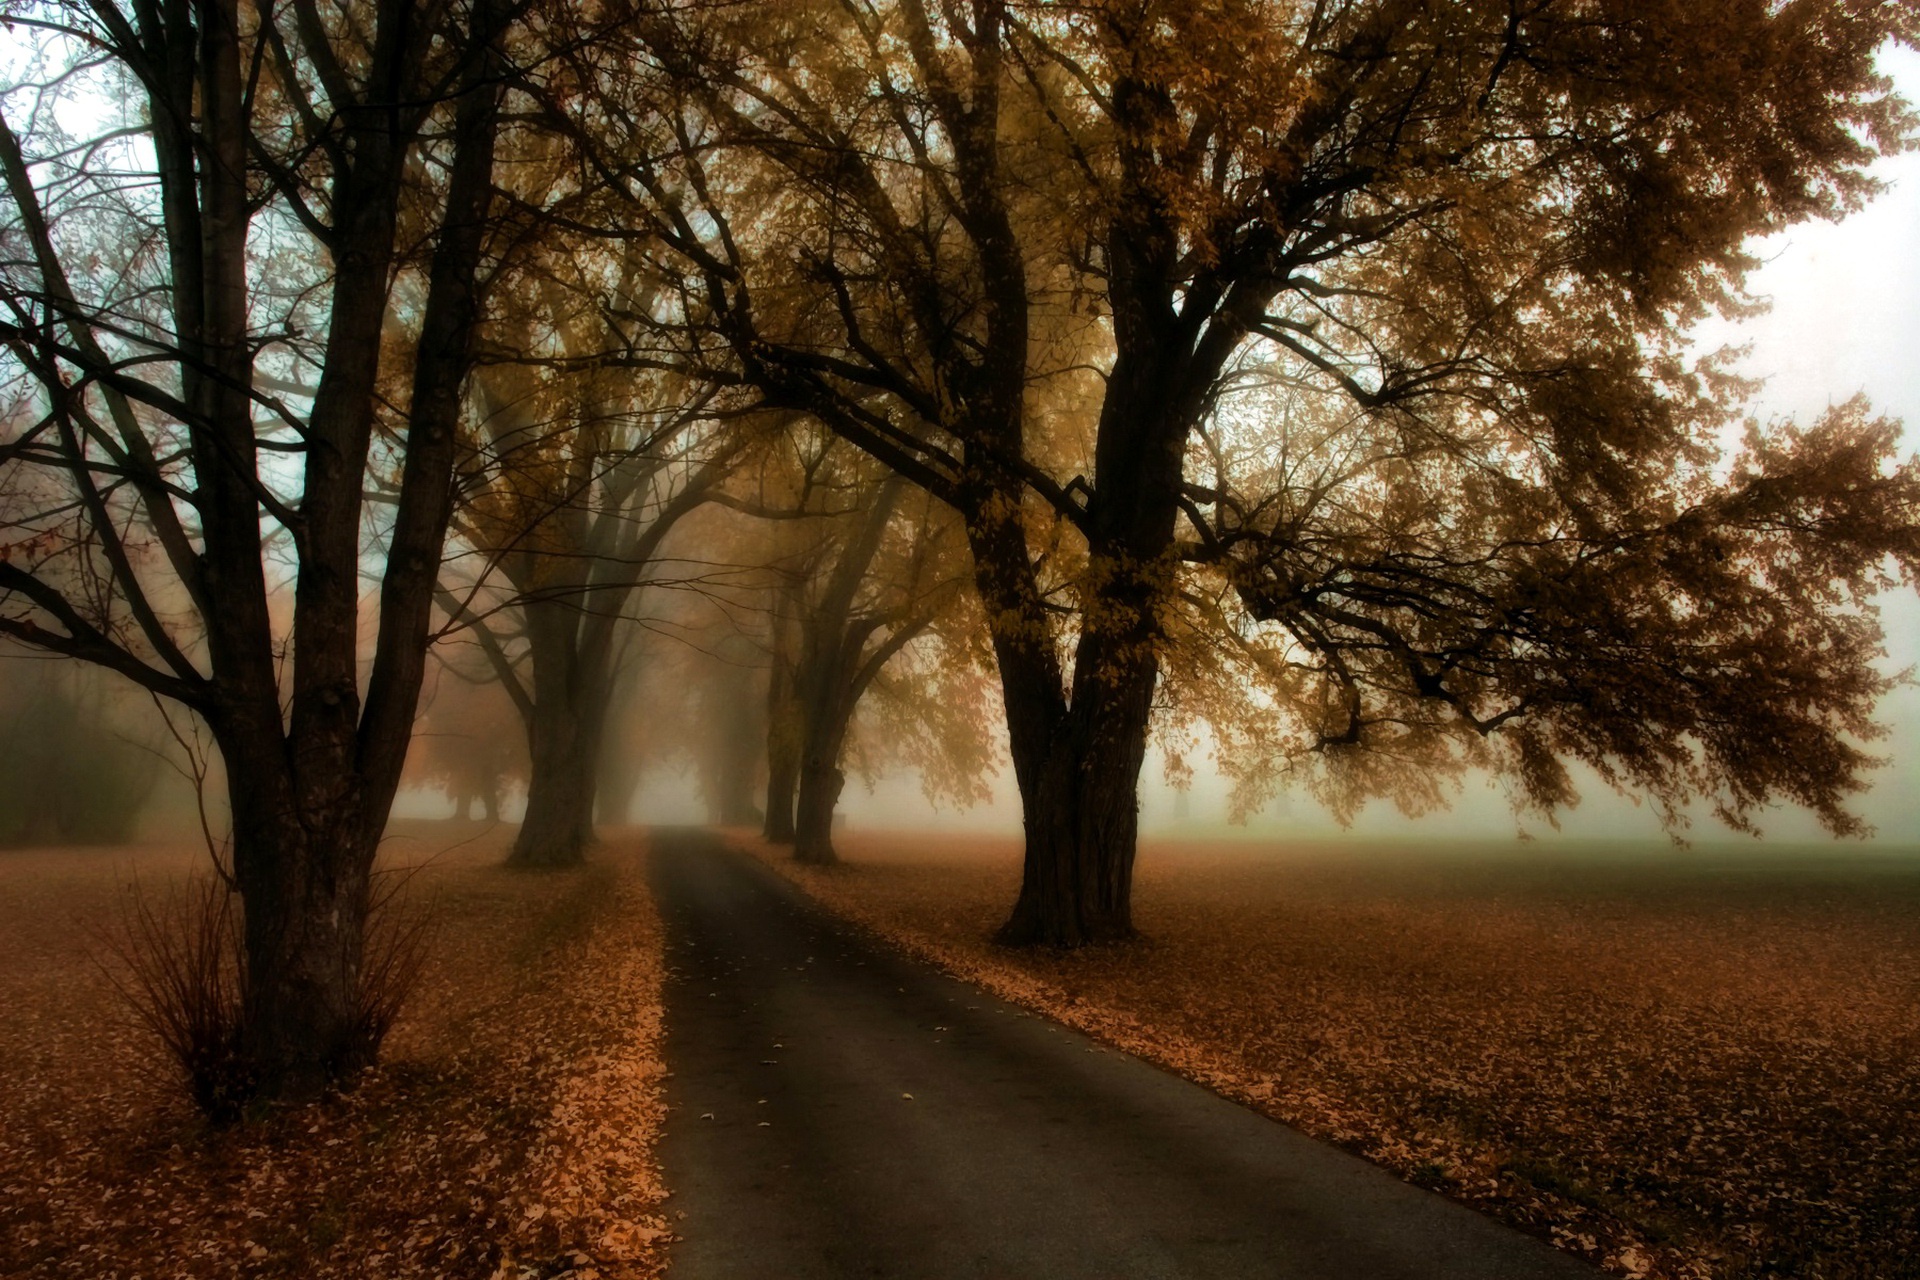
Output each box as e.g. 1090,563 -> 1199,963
0,0 -> 517,1095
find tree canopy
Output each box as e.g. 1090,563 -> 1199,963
599,0 -> 1920,938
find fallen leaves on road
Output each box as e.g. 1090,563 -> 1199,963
743,831 -> 1920,1280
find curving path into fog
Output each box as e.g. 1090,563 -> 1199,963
650,829 -> 1598,1279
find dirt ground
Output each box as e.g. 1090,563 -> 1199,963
743,830 -> 1920,1280
0,822 -> 669,1280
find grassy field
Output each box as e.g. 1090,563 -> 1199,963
745,830 -> 1920,1280
0,822 -> 669,1280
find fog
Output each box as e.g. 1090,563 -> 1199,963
7,53 -> 1917,858
33,108 -> 1918,855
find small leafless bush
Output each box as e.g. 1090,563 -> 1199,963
104,867 -> 437,1118
104,875 -> 255,1122
349,868 -> 437,1066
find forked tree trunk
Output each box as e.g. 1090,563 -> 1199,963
967,355 -> 1185,946
784,479 -> 905,862
508,588 -> 613,867
0,0 -> 506,1107
994,646 -> 1157,945
512,698 -> 605,867
791,759 -> 846,865
227,788 -> 381,1096
763,744 -> 798,843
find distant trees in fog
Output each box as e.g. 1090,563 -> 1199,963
0,659 -> 161,845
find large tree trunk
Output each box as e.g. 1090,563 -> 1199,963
513,697 -> 605,867
226,767 -> 380,1097
993,636 -> 1158,945
969,336 -> 1186,945
791,666 -> 853,864
791,758 -> 846,865
508,589 -> 609,867
763,741 -> 798,843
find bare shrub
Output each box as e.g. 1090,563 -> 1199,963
103,876 -> 255,1122
348,868 -> 436,1067
104,868 -> 436,1119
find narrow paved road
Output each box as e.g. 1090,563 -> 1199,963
651,830 -> 1599,1279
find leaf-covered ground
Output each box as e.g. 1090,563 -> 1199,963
740,830 -> 1920,1280
0,823 -> 669,1280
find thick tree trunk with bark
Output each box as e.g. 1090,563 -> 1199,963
224,755 -> 382,1095
514,718 -> 602,867
239,26 -> 504,1086
969,311 -> 1189,945
763,744 -> 799,843
791,670 -> 854,865
993,629 -> 1159,945
511,598 -> 610,867
791,762 -> 846,865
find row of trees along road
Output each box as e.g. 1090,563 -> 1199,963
434,228 -> 742,868
3,0 -> 1919,1097
748,434 -> 979,864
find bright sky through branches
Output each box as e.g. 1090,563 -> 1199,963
1676,44 -> 1920,843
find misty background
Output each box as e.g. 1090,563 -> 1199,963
4,49 -> 1916,854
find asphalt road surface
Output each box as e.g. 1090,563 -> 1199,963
651,829 -> 1599,1279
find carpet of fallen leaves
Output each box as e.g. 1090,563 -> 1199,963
0,822 -> 670,1280
739,830 -> 1920,1280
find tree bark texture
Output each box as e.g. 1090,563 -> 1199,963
234,25 -> 501,1090
509,595 -> 612,868
514,715 -> 604,867
791,760 -> 846,865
